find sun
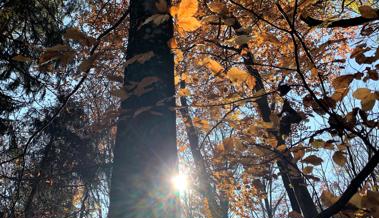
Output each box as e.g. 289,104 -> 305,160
171,174 -> 188,192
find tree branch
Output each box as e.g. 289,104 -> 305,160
316,150 -> 379,218
300,12 -> 379,28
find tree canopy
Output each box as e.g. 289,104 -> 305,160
1,0 -> 379,217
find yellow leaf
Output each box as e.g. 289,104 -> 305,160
174,75 -> 180,85
177,0 -> 198,17
226,67 -> 249,83
352,88 -> 371,99
178,87 -> 190,96
168,38 -> 178,49
358,5 -> 378,19
177,17 -> 201,32
173,0 -> 201,33
198,57 -> 224,75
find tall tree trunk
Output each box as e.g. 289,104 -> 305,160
108,0 -> 178,217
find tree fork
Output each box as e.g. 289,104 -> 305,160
108,0 -> 178,217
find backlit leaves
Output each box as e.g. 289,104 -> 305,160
226,67 -> 256,89
171,0 -> 201,33
198,57 -> 224,75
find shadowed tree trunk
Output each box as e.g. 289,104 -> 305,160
108,0 -> 178,217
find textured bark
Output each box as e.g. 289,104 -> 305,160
108,0 -> 178,217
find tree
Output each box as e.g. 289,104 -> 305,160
1,0 -> 379,218
108,0 -> 179,217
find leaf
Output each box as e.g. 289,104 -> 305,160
226,67 -> 253,87
110,88 -> 128,100
177,0 -> 198,17
303,166 -> 313,175
311,139 -> 325,148
125,51 -> 155,67
64,28 -> 96,46
139,14 -> 170,29
134,106 -> 152,117
207,2 -> 227,14
79,57 -> 95,72
225,35 -> 252,46
358,5 -> 378,19
301,155 -> 323,166
106,74 -> 123,83
332,74 -> 354,89
293,148 -> 305,160
362,191 -> 379,217
331,87 -> 349,102
178,88 -> 190,96
177,17 -> 201,32
321,190 -> 339,207
352,88 -> 371,99
198,57 -> 224,75
361,95 -> 376,111
192,117 -> 209,130
173,0 -> 201,33
134,77 -> 160,96
223,137 -> 235,152
276,144 -> 286,152
12,55 -> 32,62
332,151 -> 347,166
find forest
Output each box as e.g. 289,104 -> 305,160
0,0 -> 379,217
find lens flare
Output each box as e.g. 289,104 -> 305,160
172,174 -> 188,192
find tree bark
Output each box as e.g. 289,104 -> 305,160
108,0 -> 178,217
179,94 -> 225,218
